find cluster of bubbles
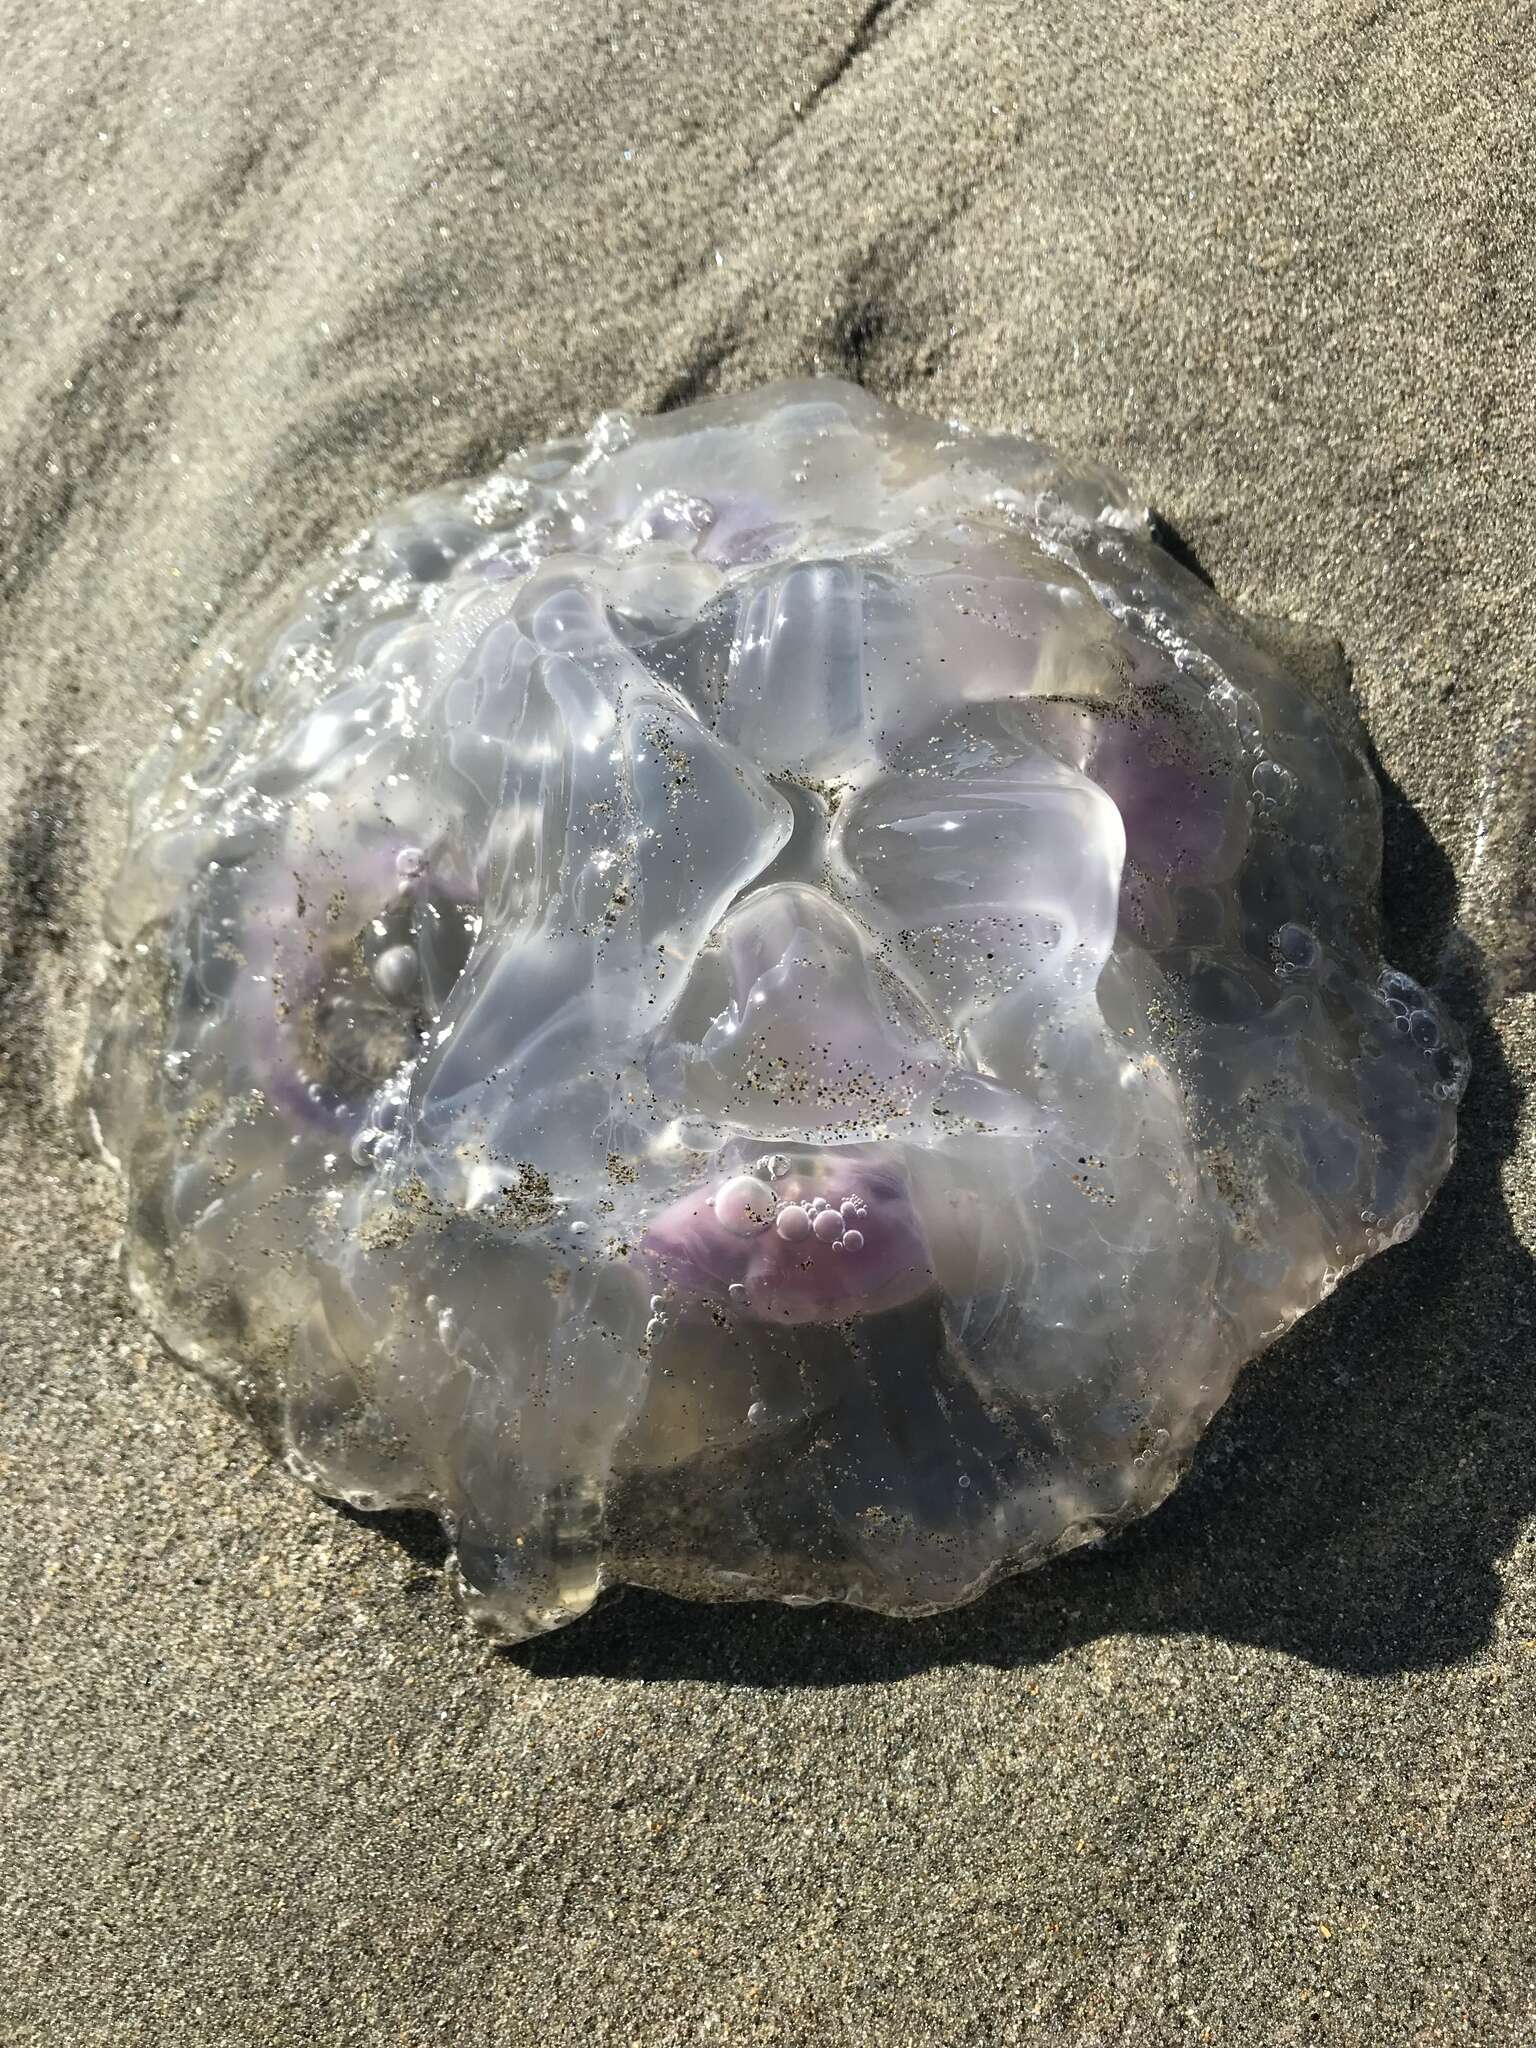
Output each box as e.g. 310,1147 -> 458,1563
714,1161 -> 871,1255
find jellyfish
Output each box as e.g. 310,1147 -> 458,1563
87,377 -> 1468,1643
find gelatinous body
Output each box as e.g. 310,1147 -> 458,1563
87,380 -> 1468,1640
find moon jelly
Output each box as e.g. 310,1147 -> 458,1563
87,380 -> 1468,1640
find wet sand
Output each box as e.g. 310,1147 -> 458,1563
2,2 -> 1533,2040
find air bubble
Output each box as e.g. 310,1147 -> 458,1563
714,1174 -> 777,1236
372,944 -> 420,999
1275,923 -> 1318,970
1252,760 -> 1296,804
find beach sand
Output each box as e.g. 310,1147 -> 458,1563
2,2 -> 1533,2040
